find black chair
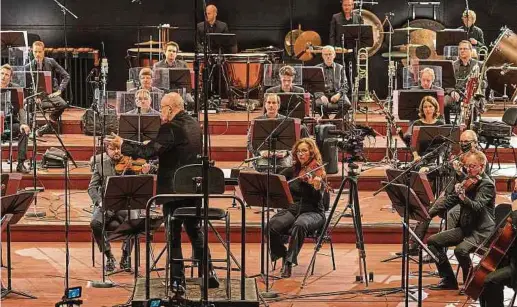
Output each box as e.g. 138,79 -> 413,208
478,107 -> 517,172
169,164 -> 234,295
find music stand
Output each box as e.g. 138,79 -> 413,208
154,68 -> 192,92
413,125 -> 460,156
238,170 -> 292,297
276,93 -> 308,120
118,114 -> 160,143
394,90 -> 441,121
24,71 -> 53,94
386,169 -> 435,207
0,31 -> 28,65
342,24 -> 374,49
103,175 -> 155,279
417,60 -> 456,89
251,118 -> 299,153
302,67 -> 326,93
1,191 -> 37,299
207,33 -> 237,54
436,30 -> 466,55
383,182 -> 430,222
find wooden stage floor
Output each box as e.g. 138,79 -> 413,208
3,242 -> 517,307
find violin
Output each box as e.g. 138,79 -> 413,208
290,159 -> 330,192
114,155 -> 150,175
455,175 -> 482,197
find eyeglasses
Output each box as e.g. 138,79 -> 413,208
465,164 -> 481,169
296,149 -> 310,155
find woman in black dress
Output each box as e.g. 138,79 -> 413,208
398,95 -> 445,161
267,138 -> 327,278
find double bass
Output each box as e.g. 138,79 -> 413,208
463,213 -> 517,300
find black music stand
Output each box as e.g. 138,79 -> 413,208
103,175 -> 155,280
417,60 -> 456,89
414,125 -> 461,156
118,114 -> 160,143
342,24 -> 373,49
276,93 -> 307,120
251,118 -> 299,153
436,30 -> 466,55
238,170 -> 292,297
0,31 -> 27,66
383,182 -> 430,223
154,68 -> 192,92
302,67 -> 326,93
207,33 -> 237,54
1,191 -> 37,299
386,169 -> 435,207
24,71 -> 52,94
396,90 -> 441,121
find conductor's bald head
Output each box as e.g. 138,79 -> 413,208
160,92 -> 184,122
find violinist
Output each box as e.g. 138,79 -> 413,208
267,138 -> 327,278
409,130 -> 480,257
426,150 -> 495,290
398,96 -> 444,162
478,209 -> 517,307
88,142 -> 152,272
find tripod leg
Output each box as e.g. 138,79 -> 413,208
350,178 -> 369,286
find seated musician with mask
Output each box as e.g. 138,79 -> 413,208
268,138 -> 327,278
406,130 -> 480,256
477,209 -> 517,307
426,150 -> 495,290
398,96 -> 445,162
314,45 -> 351,119
0,64 -> 30,173
125,89 -> 160,115
88,142 -> 152,272
247,93 -> 309,173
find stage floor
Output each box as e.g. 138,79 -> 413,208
3,242 -> 516,307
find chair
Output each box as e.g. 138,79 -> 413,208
477,107 -> 517,172
168,164 -> 235,295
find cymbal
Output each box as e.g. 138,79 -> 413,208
394,26 -> 423,32
293,31 -> 321,62
394,44 -> 424,49
128,47 -> 162,53
381,51 -> 407,59
135,40 -> 161,46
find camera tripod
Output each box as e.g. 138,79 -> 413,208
302,162 -> 369,287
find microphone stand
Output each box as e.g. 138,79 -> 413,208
51,0 -> 78,104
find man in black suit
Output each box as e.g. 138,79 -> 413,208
329,0 -> 363,47
314,45 -> 351,119
196,4 -> 234,52
25,40 -> 69,137
107,92 -> 220,289
0,64 -> 30,173
426,150 -> 496,290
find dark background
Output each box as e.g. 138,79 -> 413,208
2,0 -> 516,103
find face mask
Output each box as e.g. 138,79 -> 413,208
460,142 -> 472,153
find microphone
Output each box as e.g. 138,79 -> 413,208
385,12 -> 394,17
244,156 -> 262,163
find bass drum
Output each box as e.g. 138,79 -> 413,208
403,19 -> 445,63
485,27 -> 517,97
353,9 -> 384,57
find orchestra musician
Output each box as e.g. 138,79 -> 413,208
153,41 -> 189,69
25,40 -> 69,137
426,150 -> 495,290
268,138 -> 327,278
398,96 -> 445,162
314,45 -> 351,119
125,89 -> 160,115
329,0 -> 363,47
196,4 -> 235,52
152,42 -> 194,109
478,209 -> 517,307
129,68 -> 165,95
265,65 -> 304,95
408,130 -> 480,257
459,10 -> 485,48
88,142 -> 152,272
416,67 -> 442,91
246,93 -> 309,173
0,64 -> 30,173
443,40 -> 486,124
106,92 -> 220,288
